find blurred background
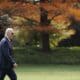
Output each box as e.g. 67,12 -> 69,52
0,0 -> 80,64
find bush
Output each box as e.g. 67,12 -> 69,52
13,47 -> 80,65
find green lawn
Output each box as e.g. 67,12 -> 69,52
5,65 -> 80,80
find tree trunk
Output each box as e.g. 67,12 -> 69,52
40,7 -> 50,52
41,32 -> 50,51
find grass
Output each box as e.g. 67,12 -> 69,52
5,64 -> 80,80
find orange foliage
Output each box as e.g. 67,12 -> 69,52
32,25 -> 60,33
34,26 -> 52,32
0,1 -> 80,32
53,15 -> 69,24
0,1 -> 40,22
68,8 -> 80,21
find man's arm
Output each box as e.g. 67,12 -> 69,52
2,41 -> 16,66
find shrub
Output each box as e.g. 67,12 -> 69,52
13,47 -> 80,64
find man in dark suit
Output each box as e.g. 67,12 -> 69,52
0,28 -> 17,80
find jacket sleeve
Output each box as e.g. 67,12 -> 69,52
1,41 -> 16,65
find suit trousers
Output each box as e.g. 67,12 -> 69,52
0,68 -> 17,80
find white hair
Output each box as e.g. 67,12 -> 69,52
5,28 -> 14,37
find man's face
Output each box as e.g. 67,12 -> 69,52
8,31 -> 14,41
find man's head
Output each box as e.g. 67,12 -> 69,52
5,28 -> 14,41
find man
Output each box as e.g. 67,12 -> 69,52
0,28 -> 17,80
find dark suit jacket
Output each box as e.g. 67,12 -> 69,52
0,37 -> 15,69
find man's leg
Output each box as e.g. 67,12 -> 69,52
7,69 -> 17,80
0,69 -> 6,80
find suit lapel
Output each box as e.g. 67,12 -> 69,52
5,37 -> 13,49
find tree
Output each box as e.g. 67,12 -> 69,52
0,0 -> 80,50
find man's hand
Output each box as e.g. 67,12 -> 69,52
13,63 -> 18,68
